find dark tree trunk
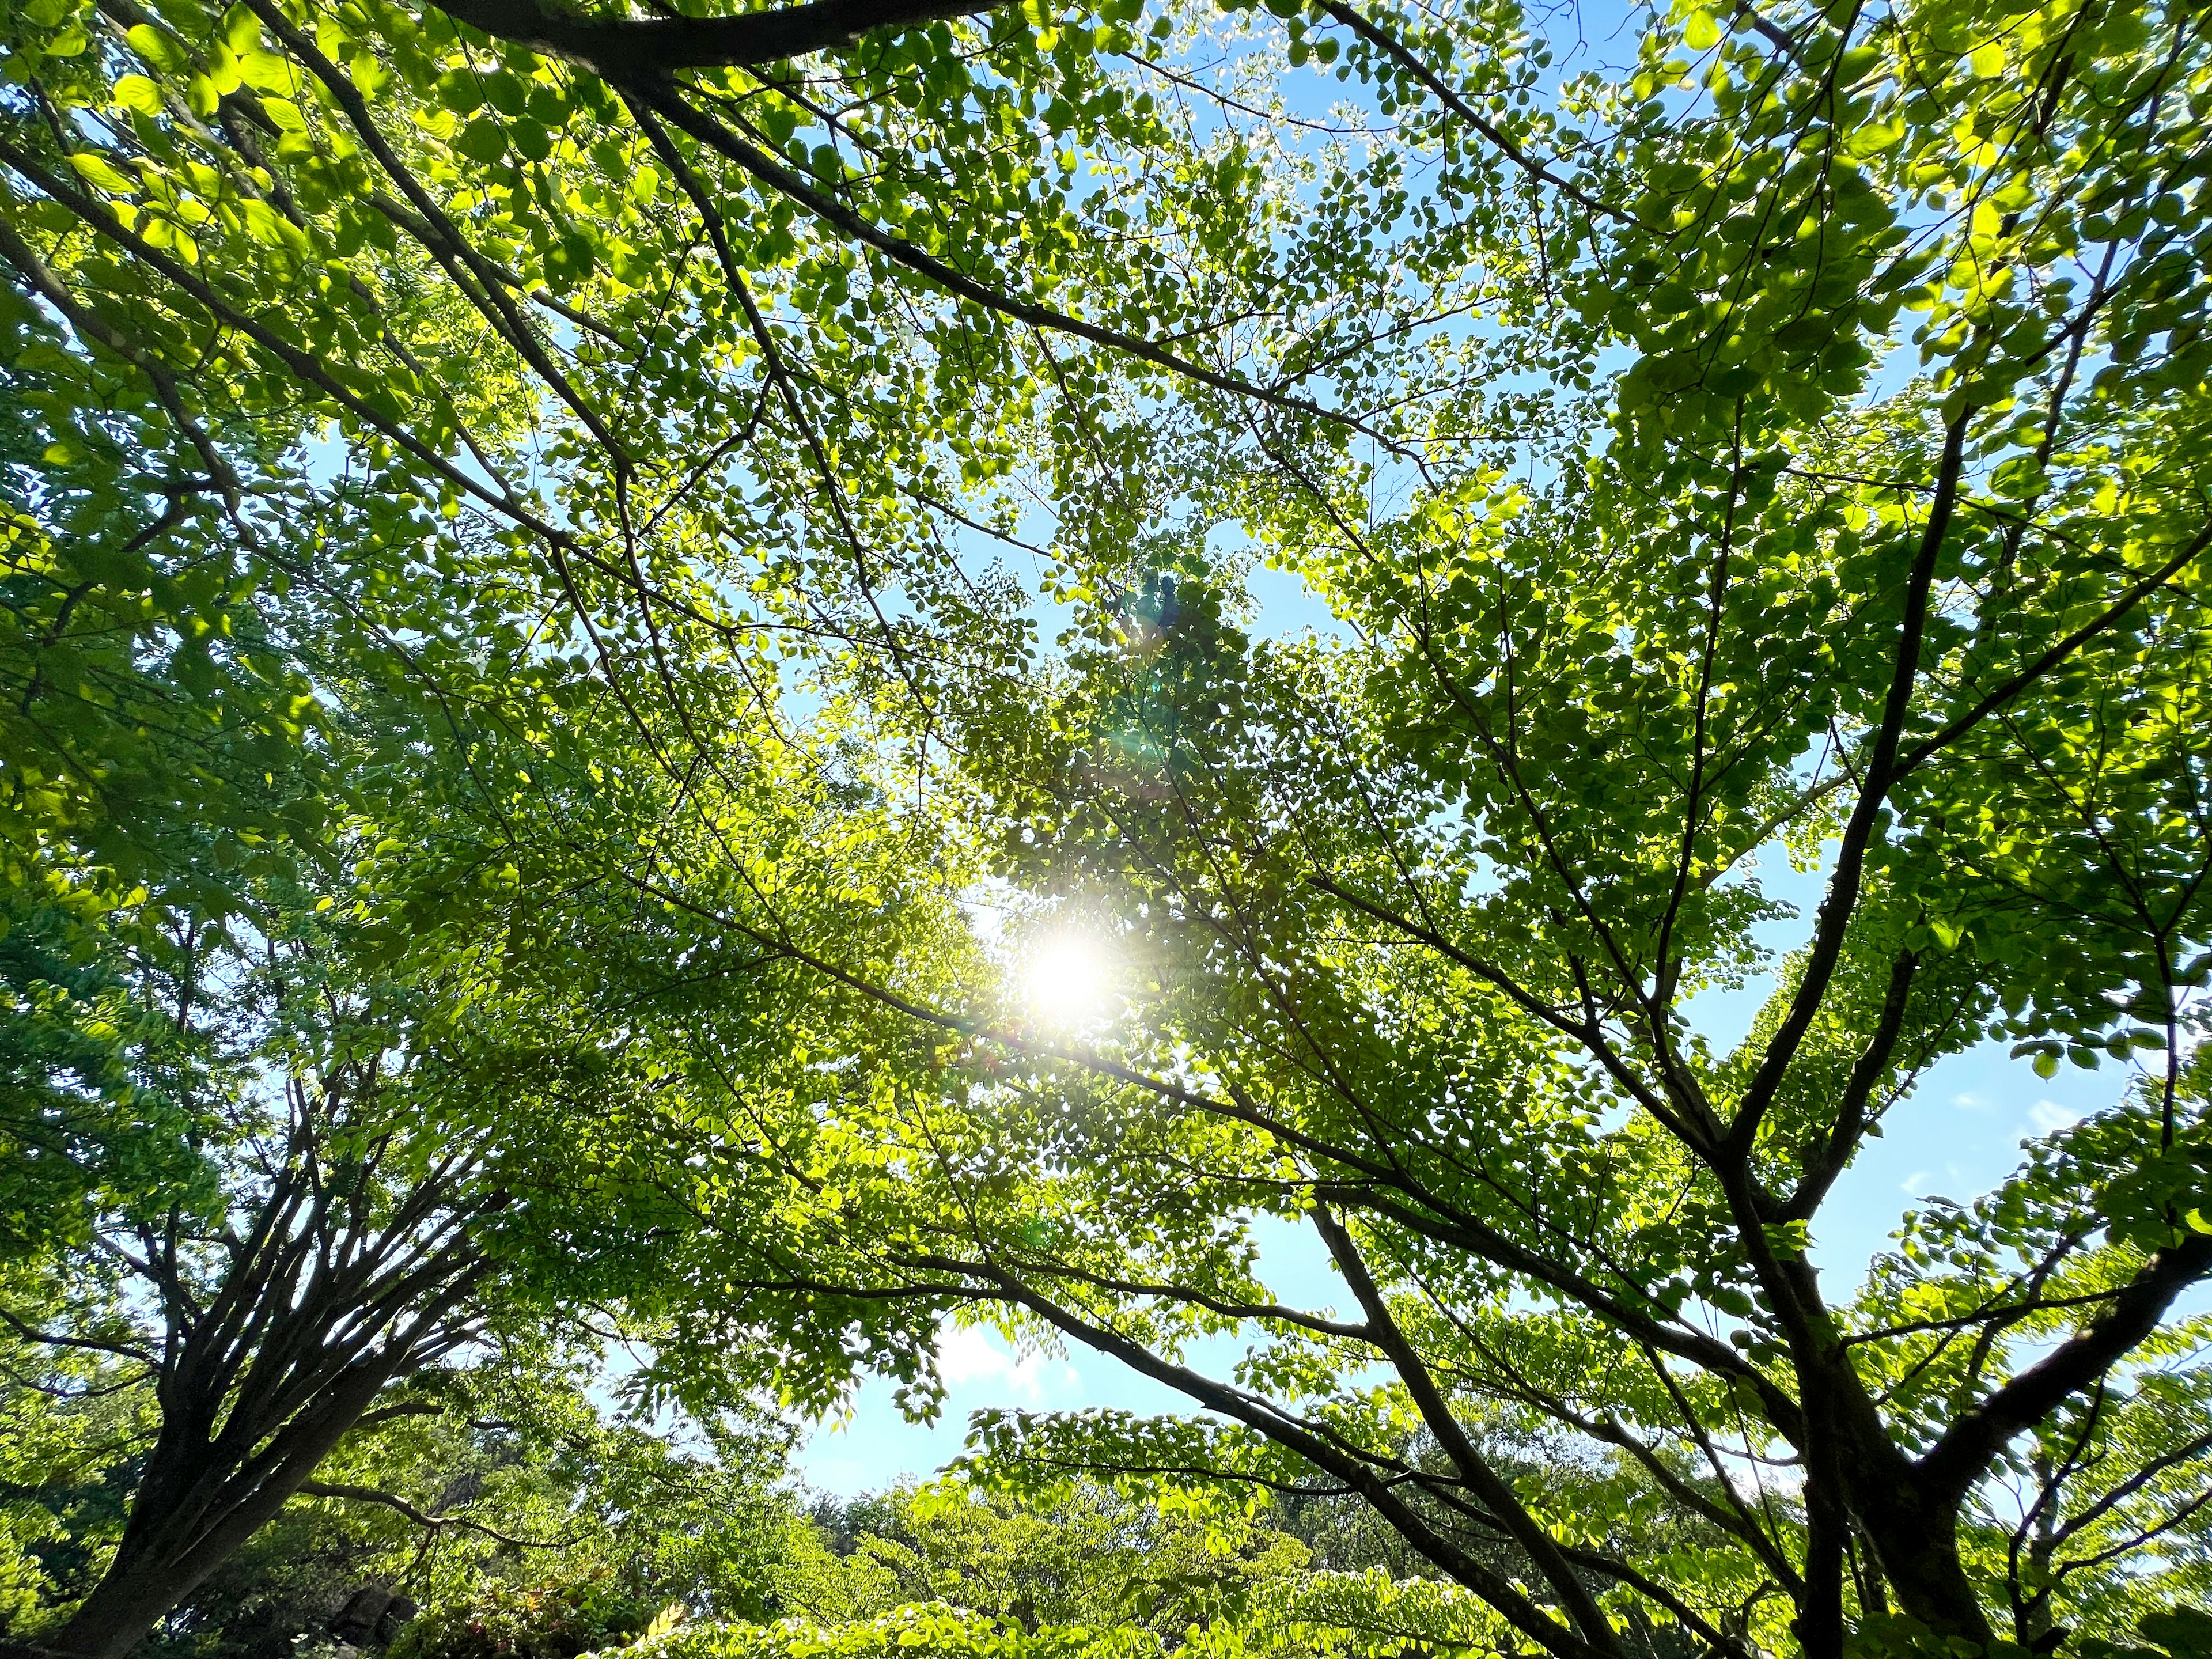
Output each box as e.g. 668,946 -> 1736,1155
1826,1401 -> 1997,1651
39,1351 -> 413,1659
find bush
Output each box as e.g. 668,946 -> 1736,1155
631,1604 -> 1158,1659
389,1575 -> 657,1659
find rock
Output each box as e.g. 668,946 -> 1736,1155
327,1588 -> 419,1653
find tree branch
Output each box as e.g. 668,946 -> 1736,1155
1918,1229 -> 2212,1501
1725,410 -> 1970,1158
435,0 -> 1008,78
297,1482 -> 567,1548
1892,518 -> 2212,782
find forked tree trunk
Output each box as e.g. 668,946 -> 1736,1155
24,1137 -> 490,1658
37,1351 -> 414,1659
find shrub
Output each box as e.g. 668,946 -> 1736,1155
391,1575 -> 656,1659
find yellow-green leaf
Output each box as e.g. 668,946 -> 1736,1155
66,151 -> 137,194
126,21 -> 188,71
113,74 -> 164,115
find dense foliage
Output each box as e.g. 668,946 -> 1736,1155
790,1481 -> 1312,1633
6,0 -> 2212,1647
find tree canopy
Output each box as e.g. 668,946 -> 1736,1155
5,0 -> 2212,1650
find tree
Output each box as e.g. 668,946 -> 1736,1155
84,1347 -> 806,1657
0,895 -> 619,1656
9,0 -> 2212,1657
516,3 -> 2212,1659
0,611 -> 980,1659
790,1479 -> 1308,1632
0,0 -> 1420,760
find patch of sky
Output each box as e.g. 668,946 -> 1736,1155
1209,517 -> 1358,642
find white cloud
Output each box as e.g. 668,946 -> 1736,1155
2029,1100 -> 2081,1135
936,1324 -> 1069,1398
1952,1092 -> 1992,1112
1901,1170 -> 1928,1194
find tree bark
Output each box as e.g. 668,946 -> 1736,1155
1821,1385 -> 1997,1650
37,1353 -> 412,1659
430,0 -> 1009,78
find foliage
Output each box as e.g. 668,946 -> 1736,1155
634,1605 -> 1154,1659
2077,1608 -> 2212,1659
0,612 -> 972,1655
438,0 -> 2212,1653
787,1481 -> 1306,1633
0,880 -> 213,1262
7,0 -> 2212,1647
387,1576 -> 657,1659
631,1564 -> 1753,1659
0,1268 -> 149,1631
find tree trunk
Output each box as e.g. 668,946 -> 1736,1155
1831,1422 -> 1997,1651
1793,1339 -> 1998,1652
35,1544 -> 192,1659
36,1355 -> 409,1659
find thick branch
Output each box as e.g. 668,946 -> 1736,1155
929,1259 -> 1609,1659
637,89 -> 1381,438
435,0 -> 1006,76
1725,411 -> 1969,1158
1892,519 -> 2212,781
1918,1229 -> 2212,1501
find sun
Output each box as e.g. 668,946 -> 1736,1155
1022,931 -> 1118,1029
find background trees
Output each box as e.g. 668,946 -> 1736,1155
792,1480 -> 1310,1632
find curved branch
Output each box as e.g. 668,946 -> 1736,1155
1892,518 -> 2212,781
435,0 -> 1007,77
297,1482 -> 570,1548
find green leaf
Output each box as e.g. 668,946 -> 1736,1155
125,21 -> 187,72
452,117 -> 509,164
509,119 -> 551,162
65,151 -> 137,194
112,74 -> 164,115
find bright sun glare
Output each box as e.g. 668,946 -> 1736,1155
1022,932 -> 1117,1029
